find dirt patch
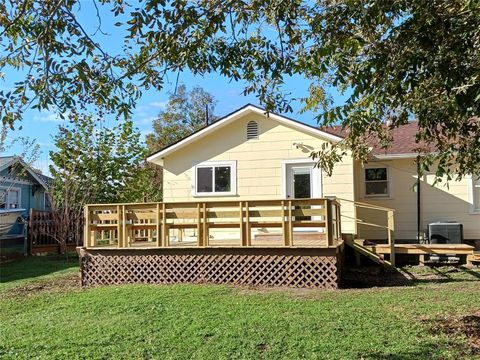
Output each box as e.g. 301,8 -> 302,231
428,311 -> 480,355
342,267 -> 410,288
2,273 -> 81,298
256,343 -> 269,352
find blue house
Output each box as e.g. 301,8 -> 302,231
0,156 -> 52,214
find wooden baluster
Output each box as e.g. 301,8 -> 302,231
239,201 -> 244,246
84,205 -> 90,248
388,210 -> 395,266
245,201 -> 251,246
336,203 -> 342,240
197,203 -> 202,246
162,203 -> 167,247
203,202 -> 208,246
122,205 -> 128,247
116,205 -> 122,248
156,203 -> 161,247
287,200 -> 293,246
326,199 -> 333,247
282,200 -> 287,245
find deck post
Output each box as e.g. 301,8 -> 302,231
122,205 -> 128,247
162,203 -> 167,247
245,201 -> 251,246
281,200 -> 287,245
239,201 -> 244,246
84,205 -> 90,248
116,205 -> 122,248
197,203 -> 202,246
156,203 -> 161,247
336,202 -> 342,240
202,202 -> 208,246
287,200 -> 293,246
326,199 -> 333,247
388,210 -> 395,266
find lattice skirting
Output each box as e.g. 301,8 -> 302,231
79,248 -> 342,289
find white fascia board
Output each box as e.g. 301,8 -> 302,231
373,153 -> 420,160
147,106 -> 252,163
147,105 -> 343,164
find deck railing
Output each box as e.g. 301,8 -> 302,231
338,198 -> 396,266
83,198 -> 342,249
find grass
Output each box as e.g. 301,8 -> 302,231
1,257 -> 479,359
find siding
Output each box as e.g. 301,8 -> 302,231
0,169 -> 46,211
162,112 -> 356,234
354,159 -> 480,240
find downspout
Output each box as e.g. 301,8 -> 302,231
416,156 -> 421,242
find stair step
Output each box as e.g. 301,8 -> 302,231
345,238 -> 393,267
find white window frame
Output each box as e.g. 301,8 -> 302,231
468,175 -> 480,214
192,161 -> 237,197
363,165 -> 391,198
0,186 -> 22,209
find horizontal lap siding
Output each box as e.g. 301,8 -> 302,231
162,113 -> 356,234
354,159 -> 479,240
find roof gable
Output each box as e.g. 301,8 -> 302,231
147,104 -> 342,164
0,156 -> 51,189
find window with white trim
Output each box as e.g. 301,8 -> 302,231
364,167 -> 389,197
473,176 -> 480,212
0,188 -> 20,209
193,161 -> 236,196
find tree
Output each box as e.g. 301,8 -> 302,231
1,1 -> 479,180
50,115 -> 153,204
48,115 -> 158,254
146,84 -> 217,151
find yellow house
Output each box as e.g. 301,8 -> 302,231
147,104 -> 480,247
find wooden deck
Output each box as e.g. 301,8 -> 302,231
361,242 -> 475,255
84,198 -> 342,249
92,236 -> 332,249
80,198 -> 344,288
349,239 -> 477,266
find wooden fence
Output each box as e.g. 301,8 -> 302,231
84,198 -> 342,249
28,209 -> 82,254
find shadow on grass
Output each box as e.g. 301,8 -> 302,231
343,265 -> 480,289
0,255 -> 78,284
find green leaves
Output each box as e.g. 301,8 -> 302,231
2,0 -> 480,180
49,114 -> 152,207
146,84 -> 217,152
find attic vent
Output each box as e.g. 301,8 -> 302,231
247,121 -> 258,140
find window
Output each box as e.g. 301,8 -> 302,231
364,167 -> 389,197
472,177 -> 480,212
0,188 -> 21,209
247,120 -> 258,140
193,161 -> 236,196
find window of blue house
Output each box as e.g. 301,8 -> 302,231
0,188 -> 20,209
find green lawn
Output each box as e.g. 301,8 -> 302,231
1,257 -> 479,359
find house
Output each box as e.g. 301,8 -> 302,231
147,104 -> 479,248
0,156 -> 52,213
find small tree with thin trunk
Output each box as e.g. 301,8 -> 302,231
47,114 -> 153,256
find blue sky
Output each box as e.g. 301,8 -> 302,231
2,2 -> 340,175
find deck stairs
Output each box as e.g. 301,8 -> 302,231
344,238 -> 394,267
468,252 -> 480,265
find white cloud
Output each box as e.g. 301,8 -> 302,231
33,111 -> 66,123
148,101 -> 167,109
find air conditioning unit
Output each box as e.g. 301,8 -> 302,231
428,222 -> 463,244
